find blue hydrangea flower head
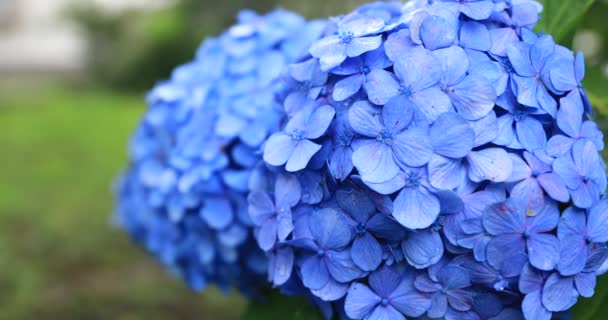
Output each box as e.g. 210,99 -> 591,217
115,9 -> 325,295
253,1 -> 608,319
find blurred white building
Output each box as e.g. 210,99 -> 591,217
0,0 -> 172,72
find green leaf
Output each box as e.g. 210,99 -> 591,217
242,292 -> 325,320
535,0 -> 596,43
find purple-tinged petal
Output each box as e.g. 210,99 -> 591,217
428,294 -> 448,318
528,200 -> 560,231
348,101 -> 383,137
415,274 -> 441,293
345,283 -> 381,319
446,289 -> 473,312
557,207 -> 586,239
546,135 -> 575,158
269,246 -> 294,286
571,183 -> 597,209
247,191 -> 275,225
394,187 -> 440,229
519,263 -> 544,294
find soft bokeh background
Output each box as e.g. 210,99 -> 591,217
0,1 -> 607,319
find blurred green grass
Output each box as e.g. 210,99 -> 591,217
0,83 -> 245,320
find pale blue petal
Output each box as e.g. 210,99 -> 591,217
333,74 -> 364,102
467,149 -> 513,183
285,140 -> 322,172
353,142 -> 400,184
365,69 -> 401,105
264,133 -> 296,166
393,187 -> 440,229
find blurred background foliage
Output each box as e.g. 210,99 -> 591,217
0,0 -> 606,319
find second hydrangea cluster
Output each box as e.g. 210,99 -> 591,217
255,1 -> 608,319
115,9 -> 325,295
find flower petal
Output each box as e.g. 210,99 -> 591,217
302,255 -> 330,290
365,69 -> 401,105
310,208 -> 353,249
467,148 -> 513,183
285,140 -> 322,172
430,112 -> 475,158
353,142 -> 400,184
345,283 -> 381,319
449,75 -> 497,120
392,128 -> 433,167
402,229 -> 444,269
263,133 -> 295,166
393,187 -> 440,229
527,233 -> 559,271
352,233 -> 383,271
